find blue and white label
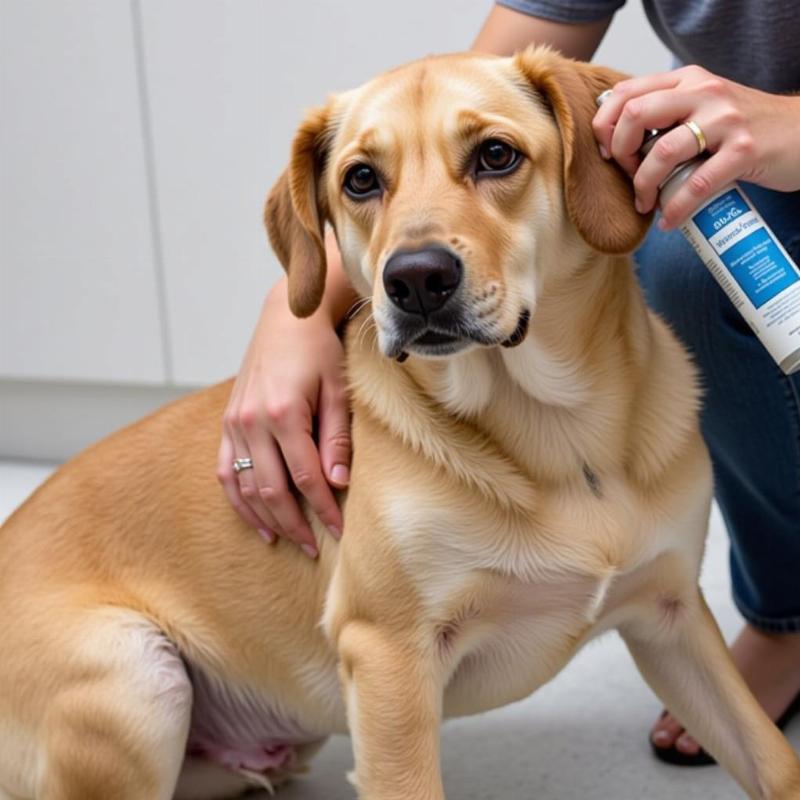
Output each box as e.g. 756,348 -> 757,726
692,189 -> 799,309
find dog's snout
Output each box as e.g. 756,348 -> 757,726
383,248 -> 462,315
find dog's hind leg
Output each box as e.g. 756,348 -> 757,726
621,587 -> 800,800
21,607 -> 192,800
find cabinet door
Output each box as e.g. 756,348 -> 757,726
0,0 -> 167,384
138,0 -> 487,385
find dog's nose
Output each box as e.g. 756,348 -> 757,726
383,248 -> 462,315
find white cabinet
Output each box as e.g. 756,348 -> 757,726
0,0 -> 167,384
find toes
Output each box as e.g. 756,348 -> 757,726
675,732 -> 701,755
650,711 -> 685,748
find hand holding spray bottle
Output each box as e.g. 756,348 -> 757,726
597,89 -> 800,375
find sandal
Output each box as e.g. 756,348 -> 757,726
650,691 -> 800,767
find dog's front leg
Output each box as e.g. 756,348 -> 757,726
621,589 -> 800,800
337,621 -> 445,800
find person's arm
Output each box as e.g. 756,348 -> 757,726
472,3 -> 611,59
592,67 -> 800,230
218,233 -> 356,558
220,4 -> 615,556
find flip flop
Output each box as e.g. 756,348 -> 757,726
650,691 -> 800,767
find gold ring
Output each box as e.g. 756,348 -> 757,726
683,120 -> 707,155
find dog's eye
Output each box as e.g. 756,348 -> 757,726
344,164 -> 381,198
477,140 -> 520,175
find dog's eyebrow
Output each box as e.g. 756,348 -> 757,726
336,127 -> 389,169
354,127 -> 380,151
454,109 -> 497,140
453,109 -> 526,145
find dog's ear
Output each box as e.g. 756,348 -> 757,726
265,104 -> 332,317
514,47 -> 652,254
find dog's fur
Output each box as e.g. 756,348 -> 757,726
1,47 -> 799,800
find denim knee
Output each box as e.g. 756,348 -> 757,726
635,198 -> 800,631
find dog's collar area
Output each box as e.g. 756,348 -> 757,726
501,309 -> 531,348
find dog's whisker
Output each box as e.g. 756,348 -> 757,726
346,296 -> 373,320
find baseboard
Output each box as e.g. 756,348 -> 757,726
0,379 -> 200,461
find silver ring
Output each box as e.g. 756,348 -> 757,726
232,457 -> 254,474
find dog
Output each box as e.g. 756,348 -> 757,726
1,46 -> 799,800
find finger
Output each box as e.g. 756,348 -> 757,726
318,379 -> 352,490
675,732 -> 701,755
610,88 -> 698,179
233,463 -> 282,542
245,432 -> 321,552
230,426 -> 317,555
227,424 -> 283,538
593,71 -> 682,154
633,123 -> 704,213
275,417 -> 344,542
658,148 -> 744,229
216,435 -> 277,542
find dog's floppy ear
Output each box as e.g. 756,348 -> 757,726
265,104 -> 332,317
515,47 -> 652,254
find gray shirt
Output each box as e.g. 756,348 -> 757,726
497,0 -> 800,94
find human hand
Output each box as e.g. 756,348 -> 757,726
217,240 -> 352,558
592,66 -> 800,229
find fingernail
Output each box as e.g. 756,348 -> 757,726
657,217 -> 670,231
328,524 -> 342,540
598,144 -> 610,159
652,730 -> 671,746
301,543 -> 318,559
676,734 -> 699,754
635,198 -> 645,214
331,464 -> 350,485
259,528 -> 276,544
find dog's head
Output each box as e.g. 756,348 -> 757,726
265,47 -> 650,359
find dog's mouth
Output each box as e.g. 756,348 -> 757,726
395,329 -> 467,361
414,330 -> 460,346
500,309 -> 530,349
392,309 -> 530,362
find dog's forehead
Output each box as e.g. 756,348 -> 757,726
331,54 -> 542,148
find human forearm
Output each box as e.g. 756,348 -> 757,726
472,4 -> 611,60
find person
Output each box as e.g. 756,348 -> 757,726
217,0 -> 800,766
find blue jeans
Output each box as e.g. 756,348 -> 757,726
635,184 -> 800,634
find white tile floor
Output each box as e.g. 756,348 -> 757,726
2,460 -> 797,799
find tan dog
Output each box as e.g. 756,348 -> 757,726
1,47 -> 799,800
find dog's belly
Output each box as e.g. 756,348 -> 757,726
184,660 -> 336,777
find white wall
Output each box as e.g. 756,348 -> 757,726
0,0 -> 671,458
0,0 -> 168,384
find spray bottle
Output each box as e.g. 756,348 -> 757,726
597,89 -> 800,374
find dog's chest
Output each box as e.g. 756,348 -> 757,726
380,482 -> 655,717
439,569 -> 617,717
